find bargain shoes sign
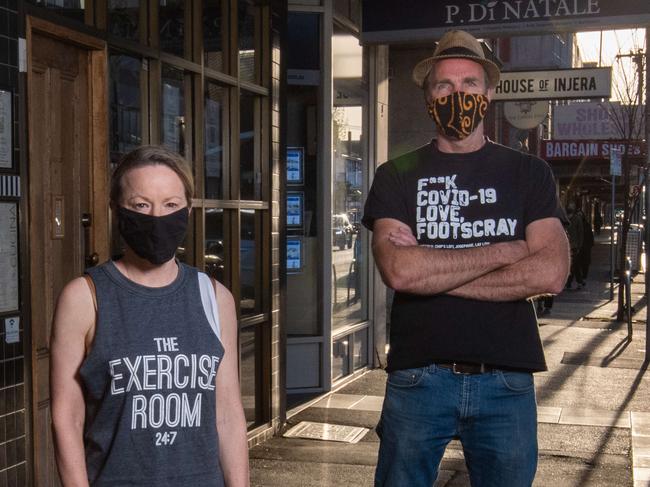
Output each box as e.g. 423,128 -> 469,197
541,140 -> 647,160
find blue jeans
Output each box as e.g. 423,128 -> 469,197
375,364 -> 538,487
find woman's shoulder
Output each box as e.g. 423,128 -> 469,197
214,280 -> 235,306
52,276 -> 96,336
58,275 -> 95,306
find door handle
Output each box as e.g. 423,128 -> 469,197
86,252 -> 99,267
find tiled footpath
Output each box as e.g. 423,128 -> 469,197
251,236 -> 649,486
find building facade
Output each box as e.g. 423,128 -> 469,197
0,0 -> 392,484
283,0 -> 388,404
4,0 -> 286,484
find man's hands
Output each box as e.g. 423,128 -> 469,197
388,226 -> 418,247
447,217 -> 569,301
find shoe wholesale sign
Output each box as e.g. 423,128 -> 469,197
492,67 -> 611,101
361,0 -> 650,43
551,102 -> 645,140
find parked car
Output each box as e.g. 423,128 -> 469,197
333,214 -> 354,250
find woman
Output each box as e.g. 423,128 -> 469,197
50,146 -> 249,486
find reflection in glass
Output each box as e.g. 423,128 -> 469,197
240,325 -> 257,426
332,337 -> 349,381
331,107 -> 367,328
205,208 -> 225,283
239,91 -> 258,200
160,0 -> 185,57
109,54 -> 142,158
204,0 -> 224,72
240,209 -> 261,316
205,83 -> 225,199
161,65 -> 185,155
331,29 -> 368,331
31,0 -> 85,21
109,0 -> 140,41
353,328 -> 368,371
238,0 -> 259,83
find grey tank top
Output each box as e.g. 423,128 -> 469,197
81,261 -> 226,486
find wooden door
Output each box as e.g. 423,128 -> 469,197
27,17 -> 108,486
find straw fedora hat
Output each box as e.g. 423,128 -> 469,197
412,30 -> 500,89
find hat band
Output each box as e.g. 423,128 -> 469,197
437,46 -> 483,59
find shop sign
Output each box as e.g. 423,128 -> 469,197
552,102 -> 644,140
492,68 -> 611,101
361,0 -> 650,43
541,140 -> 646,160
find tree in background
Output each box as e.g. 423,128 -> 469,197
605,36 -> 646,321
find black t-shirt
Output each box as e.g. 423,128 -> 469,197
363,140 -> 561,372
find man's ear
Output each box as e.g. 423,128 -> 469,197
486,87 -> 495,102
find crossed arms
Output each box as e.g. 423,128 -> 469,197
371,217 -> 570,301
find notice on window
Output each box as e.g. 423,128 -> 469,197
4,317 -> 19,344
0,202 -> 19,313
0,90 -> 12,169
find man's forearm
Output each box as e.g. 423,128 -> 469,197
381,240 -> 528,295
447,244 -> 567,301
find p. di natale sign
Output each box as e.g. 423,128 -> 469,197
361,0 -> 650,44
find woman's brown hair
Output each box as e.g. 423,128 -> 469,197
110,145 -> 194,206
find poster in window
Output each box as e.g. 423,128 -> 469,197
287,192 -> 303,227
287,237 -> 302,272
0,202 -> 19,313
286,147 -> 303,184
0,90 -> 12,169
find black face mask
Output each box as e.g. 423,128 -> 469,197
427,91 -> 490,140
117,206 -> 189,265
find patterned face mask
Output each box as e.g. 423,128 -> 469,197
427,91 -> 490,140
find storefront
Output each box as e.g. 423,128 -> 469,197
0,0 -> 392,484
3,1 -> 285,484
284,0 -> 388,403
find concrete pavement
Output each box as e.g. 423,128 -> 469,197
251,234 -> 650,486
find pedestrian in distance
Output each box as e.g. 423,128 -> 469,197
50,146 -> 250,486
362,30 -> 570,487
565,201 -> 585,290
593,204 -> 603,235
578,206 -> 594,282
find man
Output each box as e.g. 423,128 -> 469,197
362,30 -> 569,487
